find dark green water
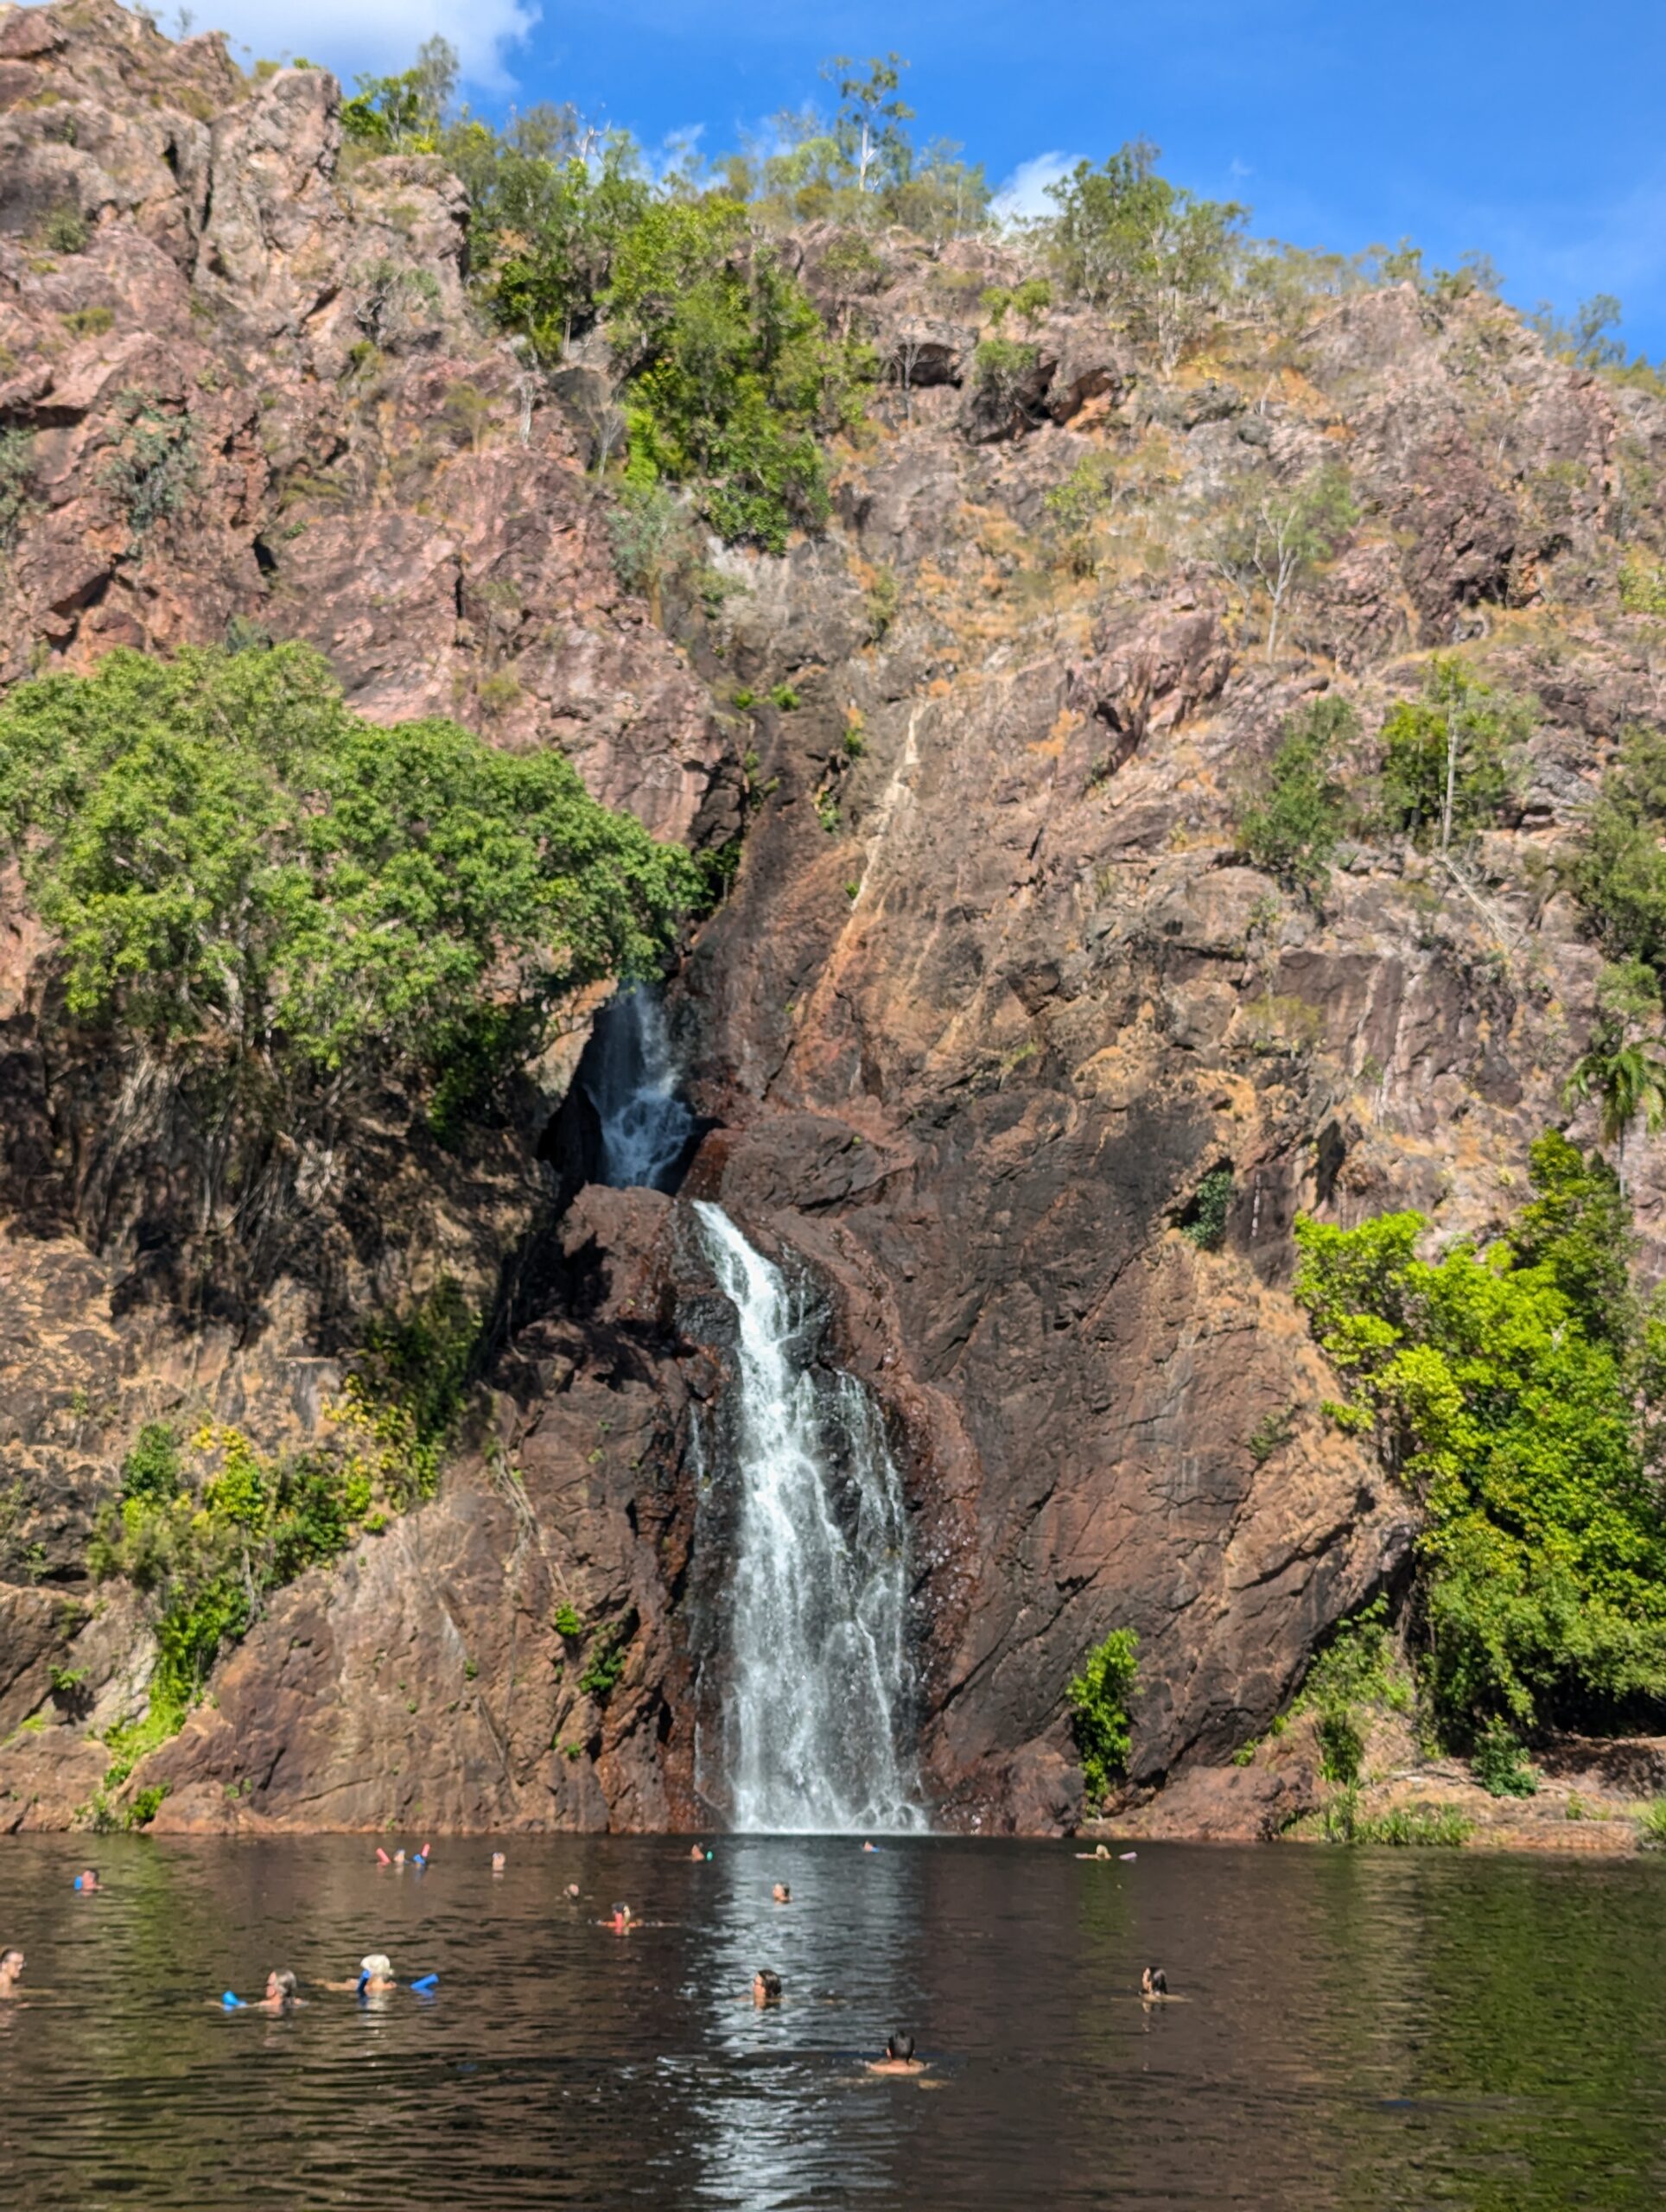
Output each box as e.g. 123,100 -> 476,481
0,1834 -> 1662,2209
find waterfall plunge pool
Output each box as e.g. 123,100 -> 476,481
3,1831 -> 1663,2210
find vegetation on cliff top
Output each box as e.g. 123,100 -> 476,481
1294,1134 -> 1666,1748
335,34 -> 1664,573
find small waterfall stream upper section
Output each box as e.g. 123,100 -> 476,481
582,985 -> 697,1193
578,985 -> 925,1834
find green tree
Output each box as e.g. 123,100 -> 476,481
1567,727 -> 1666,973
0,644 -> 696,1233
461,125 -> 651,357
606,199 -> 867,550
1046,142 -> 1245,370
341,34 -> 457,151
1377,658 -> 1531,849
1238,696 -> 1359,897
1294,1139 -> 1666,1741
822,52 -> 914,199
1214,465 -> 1358,659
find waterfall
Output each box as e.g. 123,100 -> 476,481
694,1199 -> 924,1834
583,985 -> 696,1192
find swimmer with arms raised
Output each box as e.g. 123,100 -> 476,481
867,2031 -> 925,2075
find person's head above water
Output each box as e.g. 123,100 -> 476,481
885,2031 -> 915,2063
73,1867 -> 99,1891
689,1844 -> 705,1860
772,1883 -> 791,1904
1141,1967 -> 1168,1997
359,1953 -> 395,1985
565,1883 -> 580,1899
753,1969 -> 783,2005
491,1851 -> 506,1871
264,1970 -> 299,2006
0,1947 -> 23,1993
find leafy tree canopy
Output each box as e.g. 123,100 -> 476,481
1377,657 -> 1532,849
1294,1132 -> 1666,1740
0,643 -> 696,1121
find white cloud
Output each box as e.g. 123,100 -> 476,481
991,150 -> 1083,226
192,0 -> 536,95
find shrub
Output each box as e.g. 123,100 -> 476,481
1376,658 -> 1531,849
87,1287 -> 476,1790
44,205 -> 89,253
607,199 -> 868,553
553,1603 -> 584,1638
100,391 -> 200,557
1179,1166 -> 1233,1249
1618,550 -> 1666,616
1294,1134 -> 1666,1742
62,305 -> 114,339
1471,1718 -> 1537,1798
1239,698 -> 1358,897
578,1630 -> 626,1698
1566,727 -> 1666,975
0,428 -> 35,551
1066,1627 -> 1139,1809
1635,1797 -> 1666,1850
125,1784 -> 169,1829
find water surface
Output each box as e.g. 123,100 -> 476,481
1,1834 -> 1662,2209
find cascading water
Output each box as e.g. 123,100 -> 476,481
694,1200 -> 925,1834
582,985 -> 696,1192
578,984 -> 924,1832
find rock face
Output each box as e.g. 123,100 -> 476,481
3,3 -> 1664,1834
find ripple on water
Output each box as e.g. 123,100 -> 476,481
1,1834 -> 1665,2209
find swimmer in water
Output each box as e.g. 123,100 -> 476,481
861,1840 -> 877,1854
752,1969 -> 783,2006
689,1844 -> 705,1861
1141,1967 -> 1170,2001
607,1904 -> 636,1934
319,1953 -> 399,1993
257,1970 -> 302,2012
867,2031 -> 925,2075
491,1852 -> 506,1873
772,1883 -> 791,1904
1074,1843 -> 1113,1860
73,1868 -> 99,1892
0,1948 -> 23,1997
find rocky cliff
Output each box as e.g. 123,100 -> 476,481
3,1 -> 1663,1836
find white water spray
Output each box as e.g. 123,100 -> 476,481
694,1200 -> 924,1834
583,985 -> 695,1192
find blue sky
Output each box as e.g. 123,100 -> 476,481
203,0 -> 1666,356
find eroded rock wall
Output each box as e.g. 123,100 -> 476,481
3,3 -> 1664,1835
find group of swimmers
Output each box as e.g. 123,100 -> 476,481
0,1842 -> 1180,2065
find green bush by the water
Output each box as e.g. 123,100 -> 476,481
1067,1628 -> 1139,1808
1294,1132 -> 1666,1743
89,1282 -> 480,1798
1314,1790 -> 1472,1847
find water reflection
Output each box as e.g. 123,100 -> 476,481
0,1835 -> 1663,2209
